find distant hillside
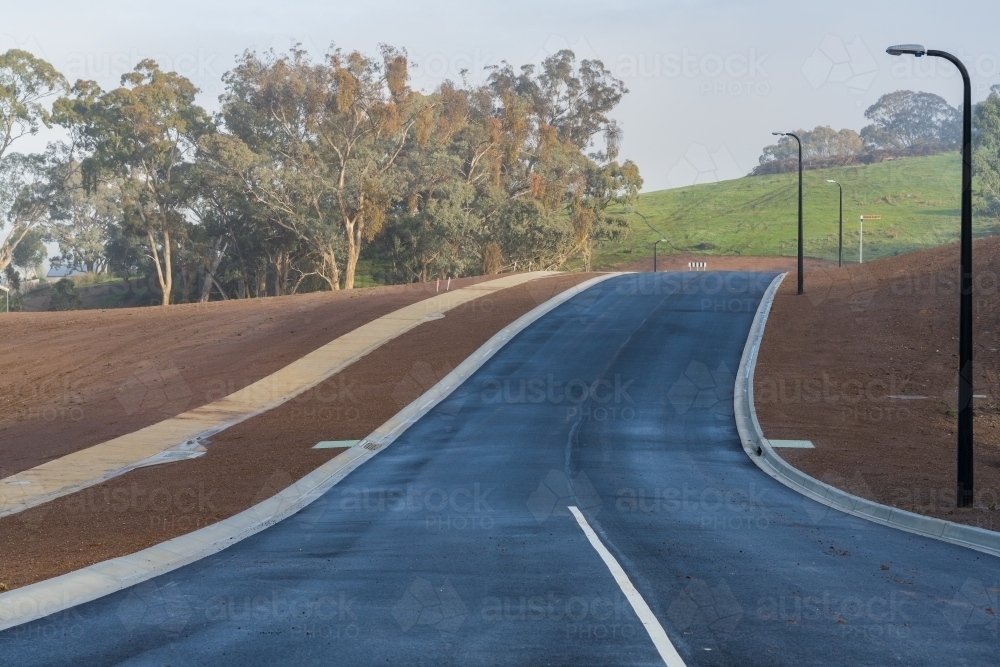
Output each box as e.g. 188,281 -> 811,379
592,153 -> 999,269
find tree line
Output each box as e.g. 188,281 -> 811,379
0,46 -> 641,306
755,87 -> 1000,221
755,90 -> 963,169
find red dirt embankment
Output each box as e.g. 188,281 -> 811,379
755,237 -> 1000,531
0,276 -> 496,476
0,273 -> 595,591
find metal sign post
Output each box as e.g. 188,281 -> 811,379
859,215 -> 881,263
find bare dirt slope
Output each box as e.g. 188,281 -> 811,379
0,276 -> 498,476
755,237 -> 1000,531
0,273 -> 595,590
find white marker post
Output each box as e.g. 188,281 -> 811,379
859,215 -> 881,264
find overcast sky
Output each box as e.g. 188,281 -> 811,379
4,0 -> 999,192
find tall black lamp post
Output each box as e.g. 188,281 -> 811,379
887,44 -> 974,508
653,238 -> 668,272
773,131 -> 804,294
632,210 -> 669,273
826,179 -> 843,267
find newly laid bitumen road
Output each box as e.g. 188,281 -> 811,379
2,272 -> 997,666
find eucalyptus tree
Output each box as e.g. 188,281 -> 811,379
0,49 -> 67,272
217,45 -> 416,289
480,50 -> 632,270
45,170 -> 119,274
59,61 -> 214,305
974,85 -> 1000,219
382,50 -> 636,278
861,90 -> 961,149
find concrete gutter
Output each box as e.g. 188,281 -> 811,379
735,272 -> 1000,559
0,272 -> 622,632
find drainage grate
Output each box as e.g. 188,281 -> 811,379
362,441 -> 384,452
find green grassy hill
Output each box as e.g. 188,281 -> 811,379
593,152 -> 1000,269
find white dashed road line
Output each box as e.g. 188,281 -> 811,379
567,505 -> 687,667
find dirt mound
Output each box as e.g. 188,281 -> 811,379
0,276 -> 497,475
756,236 -> 1000,530
0,273 -> 594,591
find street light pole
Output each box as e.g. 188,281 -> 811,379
826,180 -> 843,267
653,238 -> 668,272
773,132 -> 804,294
631,210 -> 669,273
887,44 -> 974,508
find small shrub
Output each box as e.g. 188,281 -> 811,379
482,241 -> 502,275
48,278 -> 83,311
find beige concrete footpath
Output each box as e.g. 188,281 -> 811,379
0,272 -> 558,519
0,272 -> 620,632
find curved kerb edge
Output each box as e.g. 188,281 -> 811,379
0,272 -> 624,632
735,272 -> 1000,559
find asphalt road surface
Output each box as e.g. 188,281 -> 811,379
2,272 -> 997,666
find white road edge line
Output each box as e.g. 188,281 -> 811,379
567,506 -> 686,667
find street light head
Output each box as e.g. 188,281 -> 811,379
661,239 -> 668,243
886,44 -> 926,57
826,179 -> 838,183
771,132 -> 783,136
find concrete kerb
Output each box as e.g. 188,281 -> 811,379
0,271 -> 560,520
0,272 -> 623,632
735,273 -> 1000,558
